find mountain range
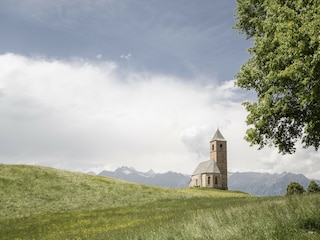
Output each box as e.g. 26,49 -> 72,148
98,166 -> 190,188
228,172 -> 320,196
94,166 -> 320,196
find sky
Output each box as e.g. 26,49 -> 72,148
0,0 -> 319,179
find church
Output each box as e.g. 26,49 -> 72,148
189,129 -> 228,190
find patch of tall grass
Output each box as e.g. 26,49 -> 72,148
0,196 -> 253,239
178,194 -> 320,240
2,195 -> 319,239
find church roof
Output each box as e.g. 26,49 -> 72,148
191,160 -> 221,176
210,129 -> 226,142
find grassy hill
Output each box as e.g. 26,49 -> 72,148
1,164 -> 320,239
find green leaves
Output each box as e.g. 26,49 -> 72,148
286,182 -> 305,195
235,0 -> 320,153
307,180 -> 320,194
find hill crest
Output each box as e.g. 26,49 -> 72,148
0,164 -> 248,220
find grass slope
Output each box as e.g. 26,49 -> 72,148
1,164 -> 320,239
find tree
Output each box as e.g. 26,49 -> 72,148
307,180 -> 320,193
235,0 -> 320,154
286,182 -> 305,195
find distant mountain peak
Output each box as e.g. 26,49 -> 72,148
116,166 -> 137,175
147,169 -> 155,175
98,166 -> 190,188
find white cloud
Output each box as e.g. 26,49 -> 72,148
180,125 -> 213,158
0,53 -> 319,179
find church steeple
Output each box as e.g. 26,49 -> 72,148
210,128 -> 225,142
209,128 -> 228,190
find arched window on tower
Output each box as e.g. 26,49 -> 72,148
212,144 -> 214,151
215,176 -> 218,185
220,143 -> 223,150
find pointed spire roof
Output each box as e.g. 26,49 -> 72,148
210,128 -> 226,142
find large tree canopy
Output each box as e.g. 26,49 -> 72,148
235,0 -> 320,154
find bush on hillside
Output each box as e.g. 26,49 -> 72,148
307,180 -> 320,194
286,182 -> 305,196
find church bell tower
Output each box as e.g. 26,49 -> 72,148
210,129 -> 228,190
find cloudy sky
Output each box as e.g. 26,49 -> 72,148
0,0 -> 319,179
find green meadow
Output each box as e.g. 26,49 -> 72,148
1,164 -> 319,239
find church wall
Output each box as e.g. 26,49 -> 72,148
201,174 -> 207,187
189,175 -> 202,187
189,173 -> 222,188
205,173 -> 222,188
